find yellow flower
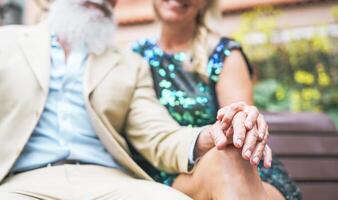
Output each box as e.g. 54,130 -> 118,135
275,87 -> 286,101
318,72 -> 331,86
301,88 -> 321,101
294,70 -> 314,85
316,65 -> 331,86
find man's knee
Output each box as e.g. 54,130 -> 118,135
102,180 -> 192,200
132,180 -> 192,200
0,191 -> 33,200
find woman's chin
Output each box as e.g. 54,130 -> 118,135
160,14 -> 186,25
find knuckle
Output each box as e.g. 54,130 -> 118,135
218,107 -> 227,115
248,141 -> 256,149
258,141 -> 266,149
223,116 -> 231,124
264,132 -> 269,140
251,131 -> 258,139
260,113 -> 266,120
230,104 -> 239,111
251,106 -> 259,114
254,151 -> 263,158
240,111 -> 247,117
257,142 -> 266,151
239,130 -> 246,138
238,101 -> 246,107
235,112 -> 246,120
261,118 -> 267,127
246,146 -> 254,153
261,136 -> 268,144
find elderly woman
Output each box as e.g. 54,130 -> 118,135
132,0 -> 301,199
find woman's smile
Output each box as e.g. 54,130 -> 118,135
163,0 -> 190,12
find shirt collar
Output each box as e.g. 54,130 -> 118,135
50,34 -> 89,56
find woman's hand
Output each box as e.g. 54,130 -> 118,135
195,102 -> 272,168
216,102 -> 268,144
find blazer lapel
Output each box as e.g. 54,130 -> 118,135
18,23 -> 51,93
84,48 -> 120,97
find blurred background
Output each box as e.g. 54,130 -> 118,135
1,0 -> 337,128
1,1 -> 338,199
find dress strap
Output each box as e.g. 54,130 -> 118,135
208,37 -> 254,83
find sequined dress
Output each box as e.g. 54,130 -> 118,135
132,37 -> 302,200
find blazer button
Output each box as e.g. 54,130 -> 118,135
35,111 -> 40,119
16,149 -> 22,156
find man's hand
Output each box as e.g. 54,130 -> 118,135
194,102 -> 272,168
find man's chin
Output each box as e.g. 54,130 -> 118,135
48,0 -> 116,55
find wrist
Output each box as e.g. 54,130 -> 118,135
194,126 -> 214,159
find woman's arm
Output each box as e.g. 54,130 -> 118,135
216,50 -> 253,106
214,50 -> 271,168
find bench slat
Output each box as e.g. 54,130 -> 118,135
270,135 -> 338,156
264,112 -> 337,134
299,183 -> 338,200
279,158 -> 338,181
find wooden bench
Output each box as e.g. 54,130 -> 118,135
265,112 -> 338,200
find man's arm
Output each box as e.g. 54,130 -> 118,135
125,59 -> 272,173
125,60 -> 201,174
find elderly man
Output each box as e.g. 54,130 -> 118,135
0,0 -> 272,199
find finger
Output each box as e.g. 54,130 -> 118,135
225,125 -> 234,138
256,114 -> 268,141
210,121 -> 227,150
263,145 -> 272,168
244,106 -> 259,130
250,130 -> 269,166
217,101 -> 246,118
217,107 -> 229,121
217,102 -> 246,125
241,126 -> 258,160
232,112 -> 247,148
225,126 -> 234,145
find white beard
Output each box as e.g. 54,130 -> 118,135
48,0 -> 116,55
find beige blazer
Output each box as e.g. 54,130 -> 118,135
0,23 -> 201,183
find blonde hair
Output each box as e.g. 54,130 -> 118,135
153,0 -> 222,78
192,0 -> 222,78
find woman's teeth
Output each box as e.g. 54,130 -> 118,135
166,0 -> 188,8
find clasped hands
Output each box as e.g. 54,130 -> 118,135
196,102 -> 272,168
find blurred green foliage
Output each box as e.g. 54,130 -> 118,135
232,6 -> 338,127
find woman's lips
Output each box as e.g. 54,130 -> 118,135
163,0 -> 189,11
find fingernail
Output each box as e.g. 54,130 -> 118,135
253,157 -> 259,164
245,150 -> 252,158
236,139 -> 243,147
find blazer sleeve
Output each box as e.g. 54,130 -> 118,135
125,59 -> 201,174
